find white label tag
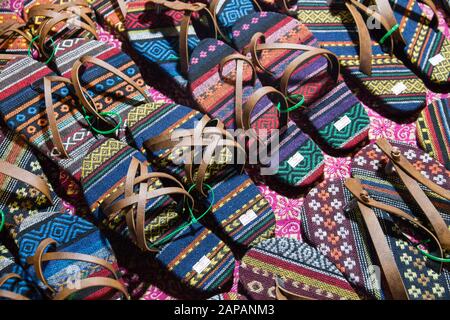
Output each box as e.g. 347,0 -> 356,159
429,54 -> 445,66
334,115 -> 351,131
287,152 -> 304,168
193,256 -> 211,274
392,82 -> 407,95
239,209 -> 258,226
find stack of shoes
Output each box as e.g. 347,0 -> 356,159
0,0 -> 449,300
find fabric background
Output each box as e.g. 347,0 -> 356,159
1,0 -> 449,300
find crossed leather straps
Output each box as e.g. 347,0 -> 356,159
100,157 -> 195,252
0,19 -> 39,61
0,161 -> 129,300
279,0 -> 439,75
41,55 -> 151,158
144,114 -> 246,196
26,0 -> 99,58
345,138 -> 450,300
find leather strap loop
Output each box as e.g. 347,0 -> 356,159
70,55 -> 151,125
0,160 -> 52,203
0,274 -> 31,300
25,238 -> 128,299
144,115 -> 246,195
376,138 -> 450,251
0,21 -> 39,53
100,158 -> 194,251
345,178 -> 409,300
275,277 -> 314,300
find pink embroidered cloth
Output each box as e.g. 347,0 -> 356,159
1,0 -> 449,300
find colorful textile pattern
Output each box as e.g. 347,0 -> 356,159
0,128 -> 120,300
239,238 -> 360,300
295,0 -> 427,117
388,0 -> 450,85
189,38 -> 325,187
351,140 -> 450,300
228,11 -> 370,151
125,1 -> 202,89
416,98 -> 450,170
209,292 -> 247,300
80,138 -> 236,293
126,102 -> 276,248
302,178 -> 384,299
0,245 -> 41,300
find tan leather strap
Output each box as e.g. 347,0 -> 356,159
26,238 -> 129,299
0,160 -> 52,202
275,277 -> 314,300
144,115 -> 245,195
0,21 -> 39,53
53,276 -> 130,300
70,55 -> 151,125
0,274 -> 31,300
26,0 -> 90,20
43,76 -> 73,158
219,53 -> 288,132
345,178 -> 409,300
376,138 -> 450,251
244,32 -> 340,103
344,1 -> 373,75
101,157 -> 194,251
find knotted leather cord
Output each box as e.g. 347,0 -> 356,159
218,53 -> 289,140
0,20 -> 39,59
26,238 -> 130,300
144,114 -> 246,196
148,0 -> 220,76
101,157 -> 195,252
275,277 -> 314,300
376,138 -> 450,252
70,55 -> 150,129
345,178 -> 410,300
0,274 -> 31,300
0,160 -> 53,203
244,32 -> 340,105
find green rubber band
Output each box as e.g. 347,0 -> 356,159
84,111 -> 122,135
277,94 -> 305,113
415,240 -> 450,263
0,210 -> 4,233
27,35 -> 56,65
379,24 -> 399,45
149,183 -> 214,249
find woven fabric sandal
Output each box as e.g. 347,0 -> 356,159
239,237 -> 360,300
302,138 -> 450,299
126,102 -> 277,249
0,127 -> 128,300
416,97 -> 450,170
244,0 -> 428,117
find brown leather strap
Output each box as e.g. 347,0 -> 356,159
70,55 -> 151,125
244,32 -> 340,102
0,160 -> 52,202
275,277 -> 314,300
144,115 -> 245,195
345,178 -> 409,300
27,0 -> 90,20
376,138 -> 450,251
43,76 -> 73,158
344,1 -> 373,75
0,21 -> 39,53
26,238 -> 129,299
53,276 -> 130,300
0,274 -> 31,300
418,0 -> 439,27
35,10 -> 99,57
101,158 -> 194,251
